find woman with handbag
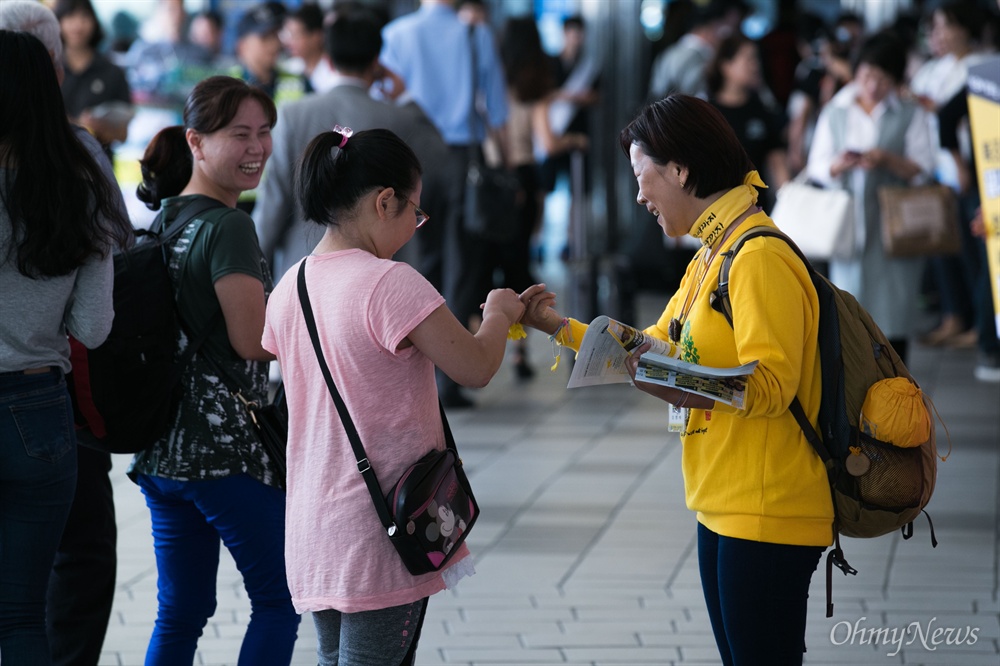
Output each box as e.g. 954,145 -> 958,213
519,94 -> 833,666
805,31 -> 936,363
0,30 -> 131,665
129,76 -> 299,665
261,127 -> 524,665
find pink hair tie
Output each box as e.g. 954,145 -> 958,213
332,124 -> 353,148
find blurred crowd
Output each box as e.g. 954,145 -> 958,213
29,0 -> 1000,386
650,0 -> 1000,382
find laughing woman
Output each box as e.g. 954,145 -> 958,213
129,76 -> 298,665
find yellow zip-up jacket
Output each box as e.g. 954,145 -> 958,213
566,213 -> 834,547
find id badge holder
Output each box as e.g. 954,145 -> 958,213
668,404 -> 688,432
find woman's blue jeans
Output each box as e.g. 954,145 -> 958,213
137,473 -> 299,666
698,523 -> 824,666
0,369 -> 77,666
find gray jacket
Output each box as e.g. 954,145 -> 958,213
253,82 -> 449,281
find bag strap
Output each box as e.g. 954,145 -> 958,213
710,226 -> 832,465
152,197 -> 228,385
148,196 -> 226,244
296,259 -> 457,534
467,24 -> 487,165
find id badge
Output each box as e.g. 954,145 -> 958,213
668,404 -> 688,432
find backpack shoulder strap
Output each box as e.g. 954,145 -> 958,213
710,226 -> 832,465
148,196 -> 227,243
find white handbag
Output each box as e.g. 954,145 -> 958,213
769,179 -> 855,260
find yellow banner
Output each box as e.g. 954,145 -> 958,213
968,58 -> 1000,339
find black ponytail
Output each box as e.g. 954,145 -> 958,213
296,128 -> 422,226
136,126 -> 191,211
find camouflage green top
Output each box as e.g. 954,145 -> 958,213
129,195 -> 279,487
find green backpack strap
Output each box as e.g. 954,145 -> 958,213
709,227 -> 832,466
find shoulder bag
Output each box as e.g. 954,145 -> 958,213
769,175 -> 855,260
878,183 -> 961,257
297,259 -> 479,576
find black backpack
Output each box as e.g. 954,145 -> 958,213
68,198 -> 224,453
710,226 -> 942,617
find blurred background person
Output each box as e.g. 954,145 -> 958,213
234,3 -> 304,105
706,32 -> 788,212
786,13 -> 831,176
647,0 -> 747,100
55,0 -> 133,162
497,16 -> 588,377
909,0 -> 990,348
126,0 -> 214,106
281,2 -> 336,94
806,31 -> 936,363
380,0 -> 510,409
188,9 -> 232,68
0,28 -> 130,666
536,14 -> 599,262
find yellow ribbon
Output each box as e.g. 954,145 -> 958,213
689,171 -> 768,249
507,323 -> 527,340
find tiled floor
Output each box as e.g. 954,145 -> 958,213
97,289 -> 999,666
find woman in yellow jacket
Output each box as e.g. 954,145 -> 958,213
520,94 -> 833,665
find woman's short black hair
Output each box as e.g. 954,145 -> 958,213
619,94 -> 754,199
53,0 -> 105,51
297,128 -> 422,227
854,31 -> 907,83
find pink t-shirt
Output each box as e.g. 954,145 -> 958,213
262,250 -> 466,614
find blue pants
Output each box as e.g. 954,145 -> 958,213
698,523 -> 823,666
0,369 -> 77,666
137,473 -> 299,666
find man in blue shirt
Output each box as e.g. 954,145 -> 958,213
382,0 -> 509,408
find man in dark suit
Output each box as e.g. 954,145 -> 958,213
254,11 -> 449,284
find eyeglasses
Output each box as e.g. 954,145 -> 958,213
401,197 -> 430,228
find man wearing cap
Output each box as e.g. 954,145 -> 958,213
233,3 -> 305,105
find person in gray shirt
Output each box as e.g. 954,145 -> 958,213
0,30 -> 131,665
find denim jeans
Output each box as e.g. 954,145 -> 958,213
0,369 -> 77,666
137,473 -> 299,666
698,523 -> 824,666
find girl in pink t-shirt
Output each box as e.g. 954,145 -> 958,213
262,127 -> 525,665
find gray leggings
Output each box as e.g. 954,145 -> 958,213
312,598 -> 429,666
